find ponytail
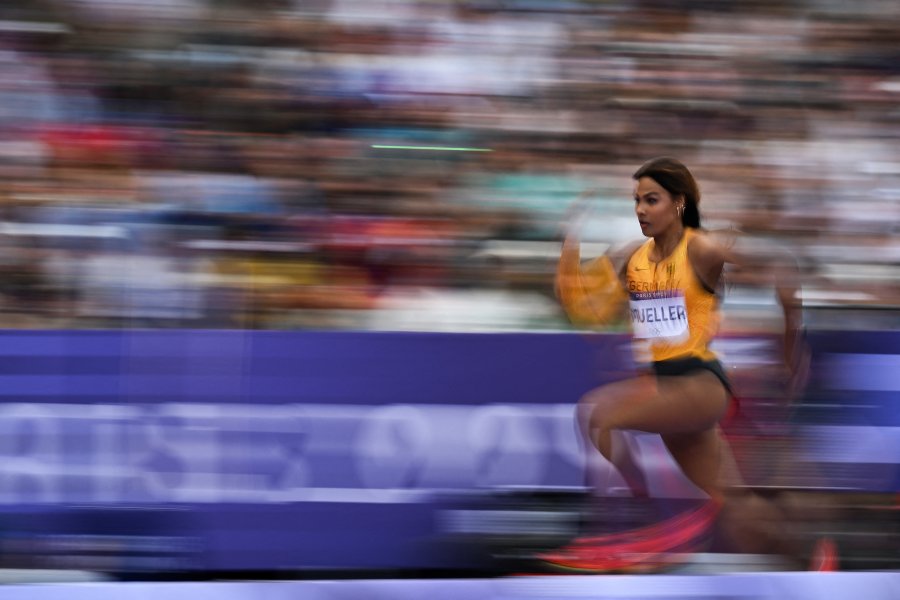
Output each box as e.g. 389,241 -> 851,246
682,199 -> 701,228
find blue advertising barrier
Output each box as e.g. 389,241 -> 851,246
0,329 -> 894,573
0,330 -> 622,573
0,330 -> 623,405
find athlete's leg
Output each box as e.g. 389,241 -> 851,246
577,390 -> 649,496
545,374 -> 733,571
663,423 -> 801,558
661,427 -> 725,502
584,371 -> 729,464
563,372 -> 810,569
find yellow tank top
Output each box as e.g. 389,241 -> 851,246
625,228 -> 719,363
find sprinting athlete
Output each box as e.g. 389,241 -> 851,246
547,157 -> 834,572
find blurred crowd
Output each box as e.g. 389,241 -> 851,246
0,0 -> 896,331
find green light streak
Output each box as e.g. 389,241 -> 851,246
371,145 -> 492,152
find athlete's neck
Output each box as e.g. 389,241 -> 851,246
652,225 -> 686,261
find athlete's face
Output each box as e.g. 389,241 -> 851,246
633,177 -> 683,238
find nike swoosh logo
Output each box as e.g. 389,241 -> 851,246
635,267 -> 649,271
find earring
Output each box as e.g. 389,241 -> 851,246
677,204 -> 684,217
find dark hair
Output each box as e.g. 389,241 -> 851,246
632,157 -> 701,228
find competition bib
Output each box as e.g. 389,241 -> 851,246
629,291 -> 689,339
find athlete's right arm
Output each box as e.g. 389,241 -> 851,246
555,233 -> 628,327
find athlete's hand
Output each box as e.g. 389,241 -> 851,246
560,187 -> 601,240
556,188 -> 598,299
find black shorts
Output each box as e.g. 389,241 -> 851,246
652,356 -> 733,397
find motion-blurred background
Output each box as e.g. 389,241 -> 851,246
0,0 -> 895,587
0,0 -> 895,331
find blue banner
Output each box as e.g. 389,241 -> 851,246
0,329 -> 894,573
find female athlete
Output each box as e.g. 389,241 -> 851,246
546,157 -> 833,572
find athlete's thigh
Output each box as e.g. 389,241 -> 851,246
579,375 -> 655,429
587,371 -> 729,436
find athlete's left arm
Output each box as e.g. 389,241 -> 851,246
768,247 -> 810,399
701,231 -> 809,398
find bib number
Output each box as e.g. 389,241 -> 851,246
629,291 -> 689,339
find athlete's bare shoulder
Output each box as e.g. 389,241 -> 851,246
688,229 -> 728,259
704,227 -> 739,257
687,230 -> 727,291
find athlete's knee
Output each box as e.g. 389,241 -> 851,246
579,387 -> 621,430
